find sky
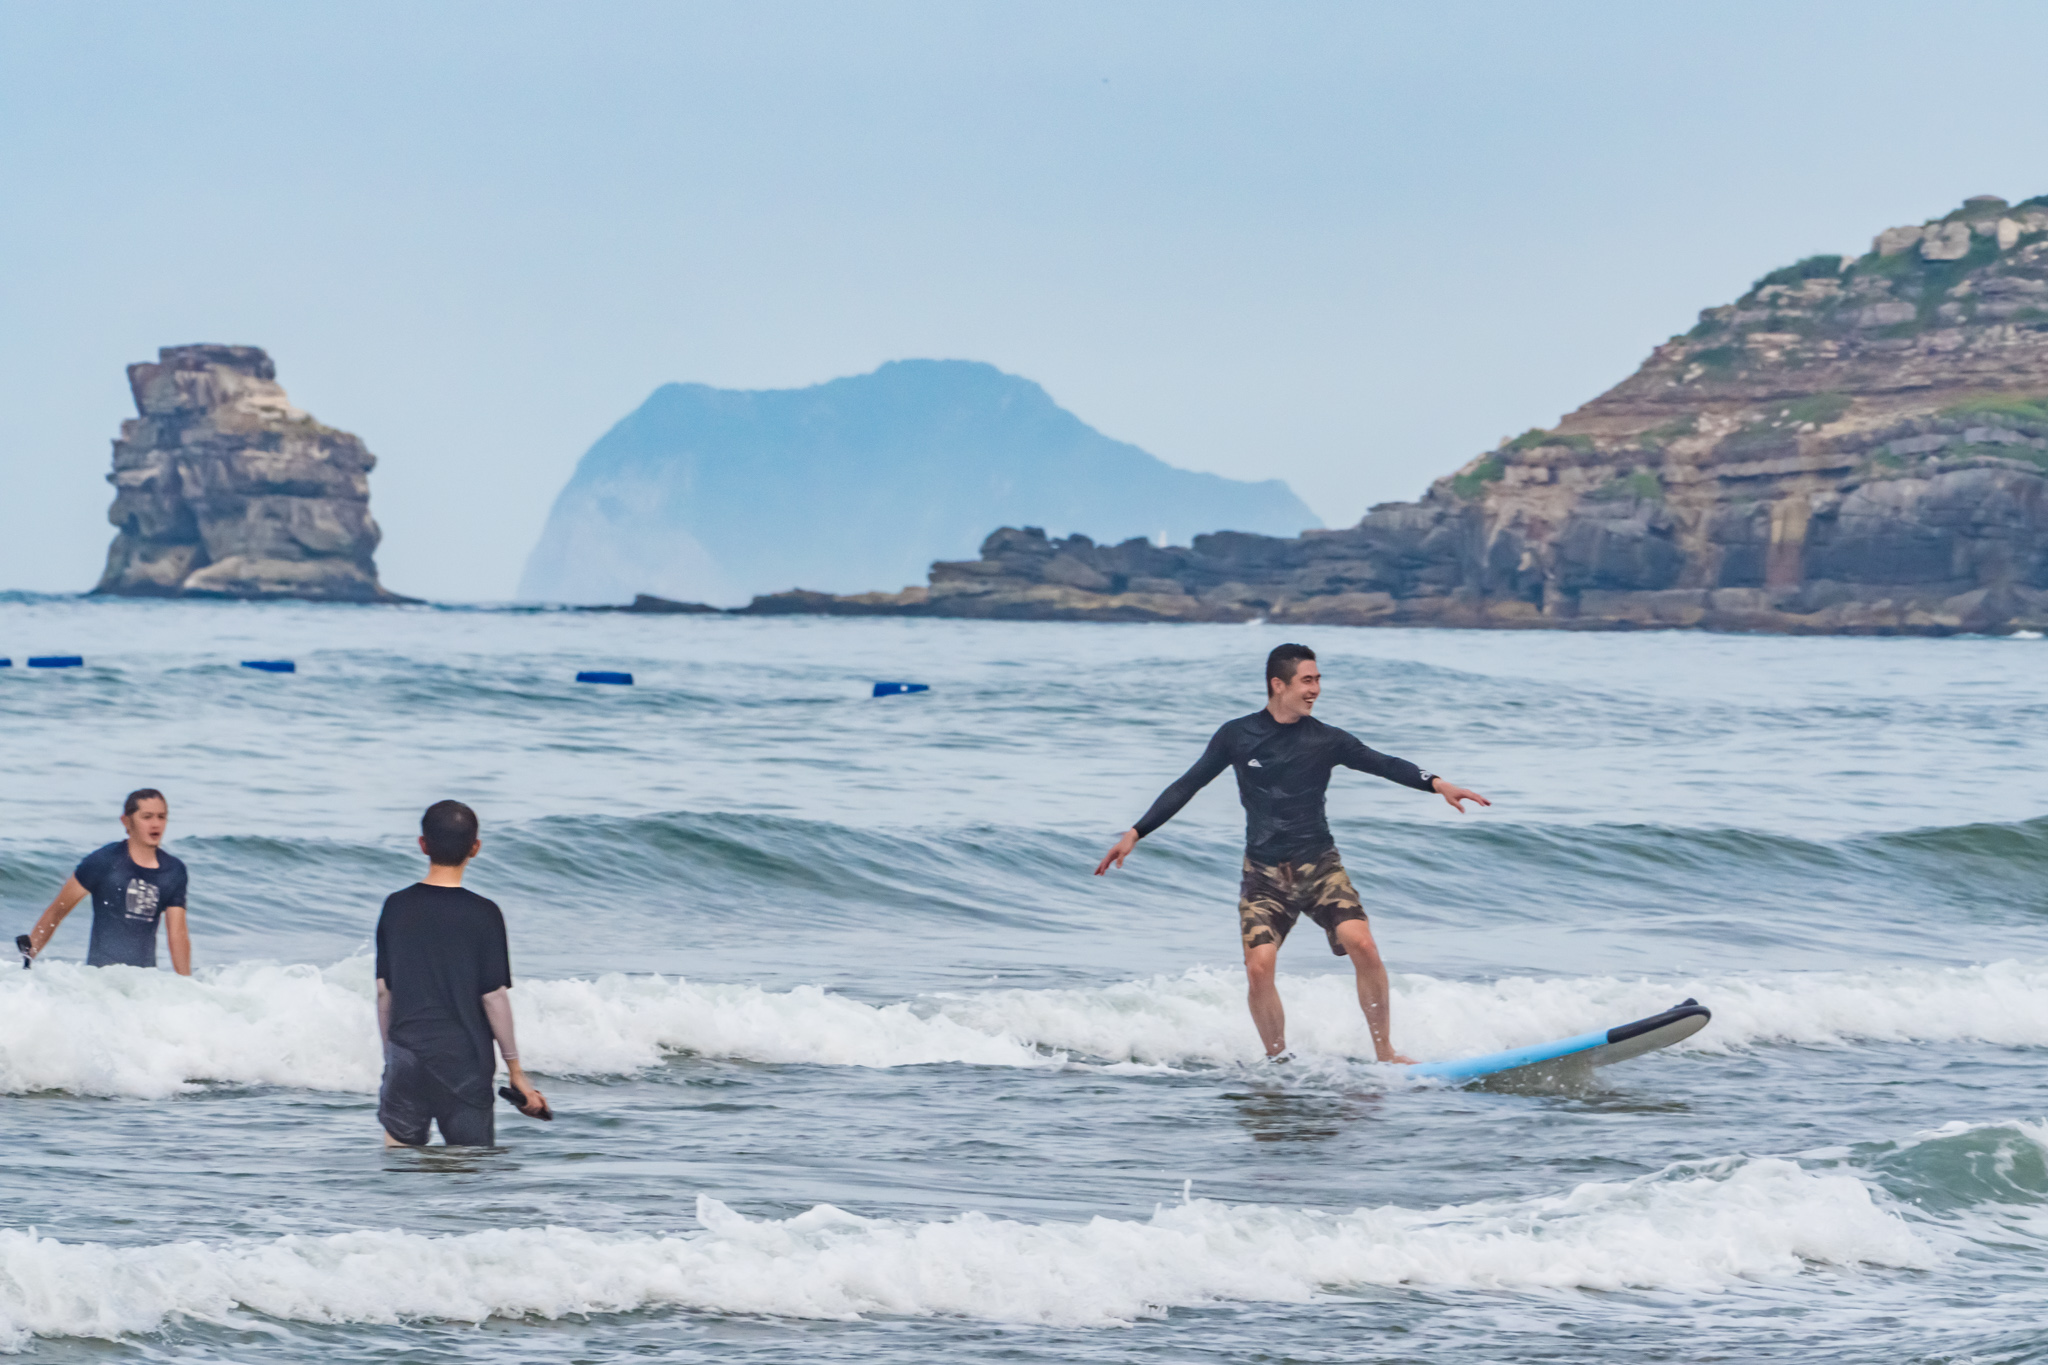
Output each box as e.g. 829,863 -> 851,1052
5,1 -> 2048,601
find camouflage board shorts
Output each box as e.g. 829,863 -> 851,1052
1238,849 -> 1366,956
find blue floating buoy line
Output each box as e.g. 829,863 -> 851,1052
1,654 -> 924,695
0,655 -> 645,685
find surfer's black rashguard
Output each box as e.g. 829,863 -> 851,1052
1133,710 -> 1437,864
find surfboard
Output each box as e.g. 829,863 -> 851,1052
1405,998 -> 1710,1085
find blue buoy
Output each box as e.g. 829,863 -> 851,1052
0,658 -> 10,667
872,682 -> 930,697
27,656 -> 82,669
241,660 -> 296,673
577,670 -> 633,685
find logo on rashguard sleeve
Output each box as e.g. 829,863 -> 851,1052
123,878 -> 161,923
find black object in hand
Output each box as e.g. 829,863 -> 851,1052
16,935 -> 31,969
499,1084 -> 553,1120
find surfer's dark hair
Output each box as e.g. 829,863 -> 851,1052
122,788 -> 166,816
1265,644 -> 1316,691
421,800 -> 480,866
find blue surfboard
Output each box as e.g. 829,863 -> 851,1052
1406,998 -> 1710,1084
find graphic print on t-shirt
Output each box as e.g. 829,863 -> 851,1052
73,841 -> 187,969
123,877 -> 161,923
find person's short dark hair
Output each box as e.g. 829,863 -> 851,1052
421,800 -> 480,866
123,788 -> 166,816
1265,644 -> 1317,692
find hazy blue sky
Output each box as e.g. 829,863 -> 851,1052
6,1 -> 2048,599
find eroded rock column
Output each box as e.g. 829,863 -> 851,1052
94,345 -> 396,601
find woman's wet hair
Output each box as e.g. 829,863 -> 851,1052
122,788 -> 166,817
421,800 -> 480,866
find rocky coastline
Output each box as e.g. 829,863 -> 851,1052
92,345 -> 399,601
735,194 -> 2048,635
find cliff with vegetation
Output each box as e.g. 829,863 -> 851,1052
752,194 -> 2048,633
93,345 -> 396,601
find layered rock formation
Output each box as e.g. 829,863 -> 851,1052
753,194 -> 2048,633
93,345 -> 396,601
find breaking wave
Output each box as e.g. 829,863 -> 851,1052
932,958 -> 2048,1066
0,1154 -> 1940,1344
0,959 -> 1046,1098
3,956 -> 2045,1098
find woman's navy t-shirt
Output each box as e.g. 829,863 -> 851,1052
73,841 -> 188,968
374,884 -> 512,1105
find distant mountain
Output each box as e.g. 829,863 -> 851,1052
516,359 -> 1320,604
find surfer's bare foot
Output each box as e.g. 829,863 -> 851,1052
1380,1052 -> 1416,1065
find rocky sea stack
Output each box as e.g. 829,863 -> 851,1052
761,194 -> 2048,634
93,345 -> 396,601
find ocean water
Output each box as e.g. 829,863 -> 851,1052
2,595 -> 2046,1362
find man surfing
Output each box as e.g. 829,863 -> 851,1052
1095,644 -> 1487,1062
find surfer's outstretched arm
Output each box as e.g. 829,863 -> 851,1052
1095,727 -> 1233,874
22,877 -> 88,960
1332,734 -> 1491,813
1428,776 -> 1490,813
1094,829 -> 1140,875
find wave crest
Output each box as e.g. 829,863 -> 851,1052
0,1157 -> 1933,1342
926,960 -> 2048,1065
4,957 -> 2045,1098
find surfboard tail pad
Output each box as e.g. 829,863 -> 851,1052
1405,998 -> 1711,1086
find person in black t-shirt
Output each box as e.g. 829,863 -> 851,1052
1095,644 -> 1489,1063
22,789 -> 192,972
375,800 -> 548,1147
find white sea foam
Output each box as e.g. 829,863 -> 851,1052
514,970 -> 1048,1073
0,957 -> 1048,1098
0,959 -> 382,1098
0,1157 -> 1934,1345
1904,1115 -> 2048,1149
931,959 -> 2048,1066
3,957 -> 2046,1097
